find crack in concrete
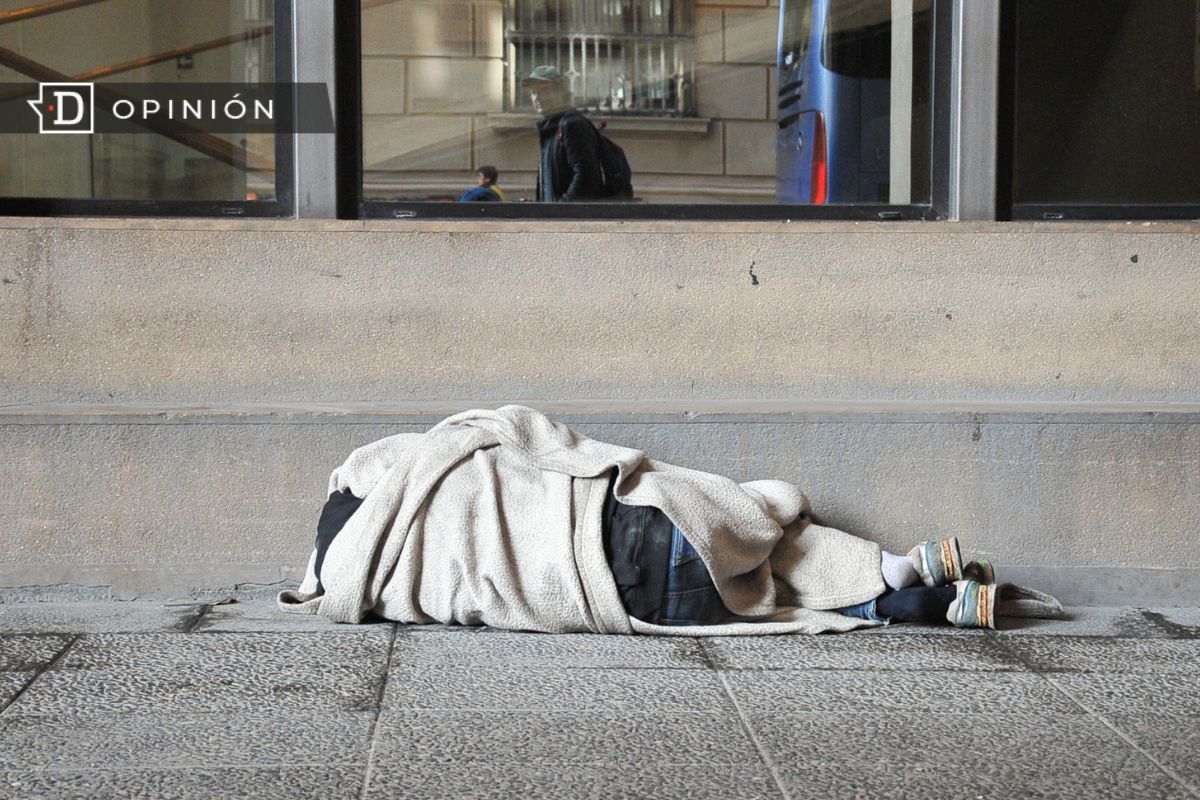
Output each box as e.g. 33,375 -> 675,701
700,638 -> 792,800
992,632 -> 1200,799
0,633 -> 80,717
358,623 -> 400,800
1041,673 -> 1200,800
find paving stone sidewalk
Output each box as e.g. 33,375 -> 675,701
0,598 -> 1197,800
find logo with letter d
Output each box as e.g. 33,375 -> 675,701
27,83 -> 94,134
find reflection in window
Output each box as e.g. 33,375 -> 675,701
505,0 -> 692,116
0,0 -> 276,202
360,0 -> 932,206
777,0 -> 931,205
823,0 -> 892,79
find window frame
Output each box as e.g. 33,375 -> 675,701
0,0 -> 295,219
341,0 -> 956,222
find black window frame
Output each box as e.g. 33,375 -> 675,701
340,0 -> 955,222
996,0 -> 1200,222
0,0 -> 295,219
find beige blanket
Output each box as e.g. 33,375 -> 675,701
278,405 -> 886,635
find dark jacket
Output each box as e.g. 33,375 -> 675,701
536,109 -> 603,202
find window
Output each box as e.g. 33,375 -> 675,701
0,0 -> 292,216
1001,0 -> 1200,219
356,0 -> 941,217
504,0 -> 693,116
823,0 -> 892,80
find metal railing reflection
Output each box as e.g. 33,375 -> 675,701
505,0 -> 693,116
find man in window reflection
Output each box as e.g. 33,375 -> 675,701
521,66 -> 603,202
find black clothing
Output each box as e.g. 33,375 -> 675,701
876,585 -> 957,623
601,470 -> 674,623
536,109 -> 603,202
314,489 -> 364,594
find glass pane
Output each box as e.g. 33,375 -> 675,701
0,0 -> 276,202
1012,0 -> 1200,205
360,0 -> 932,207
823,0 -> 892,79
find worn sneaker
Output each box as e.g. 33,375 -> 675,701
947,579 -> 996,629
963,559 -> 996,585
907,537 -> 964,587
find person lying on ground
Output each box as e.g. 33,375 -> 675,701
279,406 -> 1062,633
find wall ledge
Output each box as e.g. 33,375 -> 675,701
1,216 -> 1199,235
4,400 -> 1200,426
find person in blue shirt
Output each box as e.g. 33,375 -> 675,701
457,165 -> 505,202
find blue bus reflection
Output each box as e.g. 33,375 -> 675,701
777,0 -> 919,204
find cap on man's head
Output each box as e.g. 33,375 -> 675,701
520,65 -> 565,87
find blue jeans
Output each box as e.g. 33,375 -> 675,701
658,528 -> 906,627
658,525 -> 737,626
615,519 -> 888,627
603,496 -> 913,627
602,480 -> 733,626
837,586 -> 959,625
834,597 -> 888,623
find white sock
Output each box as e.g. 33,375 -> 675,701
881,550 -> 921,590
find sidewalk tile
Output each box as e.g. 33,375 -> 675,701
1047,673 -> 1200,716
0,673 -> 33,707
723,670 -> 1083,715
0,602 -> 204,634
994,607 -> 1165,638
372,709 -> 756,765
0,767 -> 364,800
364,762 -> 784,800
382,666 -> 730,713
10,631 -> 392,715
704,632 -> 1020,671
389,627 -> 708,669
1000,637 -> 1200,673
194,599 -> 374,633
774,759 -> 1190,800
751,711 -> 1139,770
863,608 -> 1164,638
0,634 -> 72,671
855,622 -> 986,638
54,630 -> 392,670
0,711 -> 374,770
1103,713 -> 1200,785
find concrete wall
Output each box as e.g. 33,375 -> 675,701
2,217 -> 1199,603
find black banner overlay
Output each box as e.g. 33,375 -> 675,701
0,82 -> 334,135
